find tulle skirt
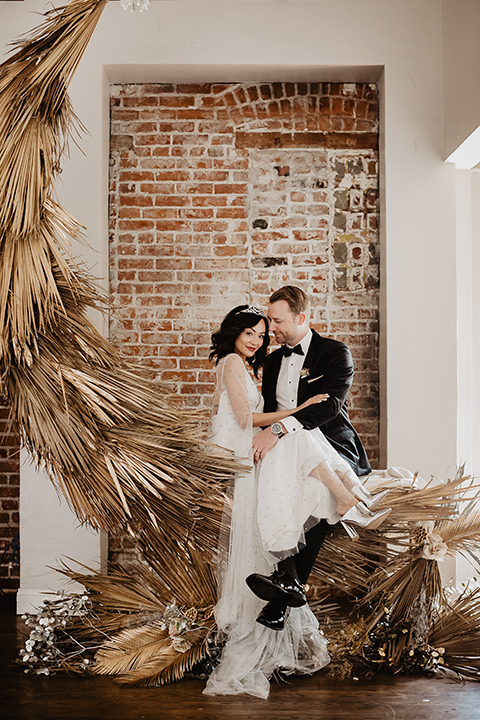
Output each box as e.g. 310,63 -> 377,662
204,605 -> 330,699
204,427 -> 338,698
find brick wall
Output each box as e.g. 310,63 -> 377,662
0,400 -> 20,592
108,81 -> 380,484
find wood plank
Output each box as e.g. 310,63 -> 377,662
1,600 -> 479,720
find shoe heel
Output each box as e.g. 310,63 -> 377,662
340,521 -> 360,540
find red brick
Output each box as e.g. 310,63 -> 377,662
213,246 -> 239,256
153,196 -> 190,207
177,83 -> 212,94
179,383 -> 214,395
123,97 -> 159,108
214,183 -> 247,194
112,110 -> 141,121
0,487 -> 17,498
118,220 -> 155,231
0,461 -> 18,474
192,195 -> 228,207
215,208 -> 246,219
179,358 -> 212,370
180,208 -> 215,219
142,208 -> 178,219
118,207 -> 141,219
119,195 -> 153,207
176,109 -> 209,120
151,148 -> 171,157
154,220 -> 190,232
142,84 -> 175,94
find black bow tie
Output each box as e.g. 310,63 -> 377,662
283,344 -> 304,357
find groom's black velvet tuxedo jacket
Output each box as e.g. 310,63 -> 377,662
261,329 -> 371,476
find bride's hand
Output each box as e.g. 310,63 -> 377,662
297,393 -> 329,411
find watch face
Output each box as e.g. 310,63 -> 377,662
271,423 -> 282,435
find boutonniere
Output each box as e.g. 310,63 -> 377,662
299,368 -> 310,380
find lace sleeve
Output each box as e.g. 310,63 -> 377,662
219,354 -> 251,430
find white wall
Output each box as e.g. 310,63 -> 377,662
17,452 -> 106,614
455,171 -> 474,472
442,0 -> 480,160
472,171 -> 480,477
1,0 -> 466,604
442,0 -> 480,488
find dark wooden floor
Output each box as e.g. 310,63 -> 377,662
2,594 -> 480,720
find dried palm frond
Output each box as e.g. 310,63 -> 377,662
63,541 -> 218,615
311,475 -> 474,597
436,510 -> 480,554
124,639 -> 214,687
310,477 -> 480,673
429,587 -> 480,680
0,0 -> 241,569
364,474 -> 477,525
94,622 -> 176,676
93,608 -> 216,687
0,0 -> 109,348
63,564 -> 167,616
60,542 -> 219,686
359,488 -> 480,624
119,636 -> 213,687
0,1 -> 239,688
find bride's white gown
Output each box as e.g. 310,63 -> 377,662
203,353 -> 353,699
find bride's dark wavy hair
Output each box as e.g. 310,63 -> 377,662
209,305 -> 270,377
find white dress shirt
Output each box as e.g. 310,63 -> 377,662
276,329 -> 312,435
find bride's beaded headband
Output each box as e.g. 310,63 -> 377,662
236,305 -> 265,317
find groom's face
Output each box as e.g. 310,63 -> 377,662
267,300 -> 306,346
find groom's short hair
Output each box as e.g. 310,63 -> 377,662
269,286 -> 310,316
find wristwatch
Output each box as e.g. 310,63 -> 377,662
270,422 -> 286,439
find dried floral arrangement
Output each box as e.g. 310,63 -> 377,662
4,0 -> 480,690
18,471 -> 480,685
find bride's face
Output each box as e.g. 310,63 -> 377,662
234,320 -> 266,361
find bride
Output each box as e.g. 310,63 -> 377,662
203,304 -> 386,699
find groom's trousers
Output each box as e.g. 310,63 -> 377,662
294,519 -> 331,584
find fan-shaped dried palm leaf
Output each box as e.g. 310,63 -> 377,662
436,510 -> 480,554
94,622 -> 174,675
428,587 -> 480,680
63,541 -> 218,615
310,531 -> 389,596
60,543 -> 219,686
310,475 -> 472,597
63,564 -> 166,615
358,494 -> 480,628
366,475 -> 477,525
117,635 -> 212,687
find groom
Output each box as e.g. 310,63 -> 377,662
248,285 -> 371,630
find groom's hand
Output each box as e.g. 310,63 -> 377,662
252,427 -> 279,462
